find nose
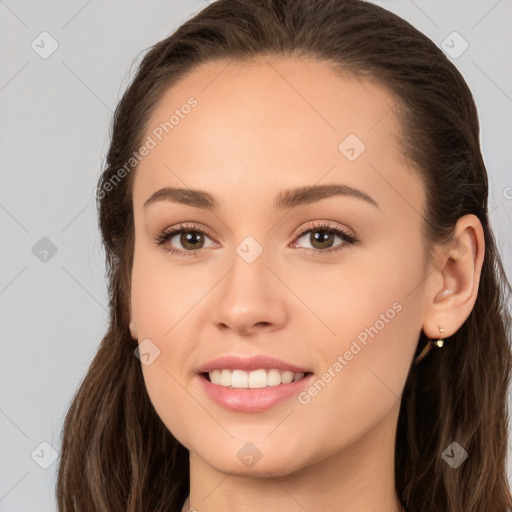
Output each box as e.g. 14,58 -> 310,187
211,247 -> 288,337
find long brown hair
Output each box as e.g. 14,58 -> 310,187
56,1 -> 512,510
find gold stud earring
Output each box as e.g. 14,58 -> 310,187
414,325 -> 445,364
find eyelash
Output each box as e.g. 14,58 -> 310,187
154,221 -> 359,257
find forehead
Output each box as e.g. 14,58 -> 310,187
132,56 -> 421,219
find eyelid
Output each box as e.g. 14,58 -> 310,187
158,221 -> 217,240
292,220 -> 355,239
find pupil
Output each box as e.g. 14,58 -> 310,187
182,231 -> 203,249
312,230 -> 333,249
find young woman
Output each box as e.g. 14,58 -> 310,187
56,1 -> 512,511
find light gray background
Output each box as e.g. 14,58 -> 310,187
1,1 -> 511,510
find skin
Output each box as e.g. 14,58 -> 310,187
127,57 -> 484,512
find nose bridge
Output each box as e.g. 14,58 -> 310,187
233,235 -> 268,288
211,234 -> 288,334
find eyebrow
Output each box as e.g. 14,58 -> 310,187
143,183 -> 379,211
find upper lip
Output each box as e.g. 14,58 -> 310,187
196,355 -> 312,374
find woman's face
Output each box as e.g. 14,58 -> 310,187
129,57 -> 431,476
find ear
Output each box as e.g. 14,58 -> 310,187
128,300 -> 138,340
422,214 -> 485,339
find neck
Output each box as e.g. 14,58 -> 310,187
183,401 -> 404,512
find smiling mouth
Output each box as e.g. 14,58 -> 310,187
201,369 -> 313,389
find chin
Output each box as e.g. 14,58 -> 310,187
194,440 -> 313,478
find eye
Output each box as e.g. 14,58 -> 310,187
154,221 -> 359,257
291,221 -> 358,255
154,223 -> 217,256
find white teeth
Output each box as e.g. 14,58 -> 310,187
281,371 -> 294,384
210,369 -> 221,385
248,369 -> 267,388
267,369 -> 282,386
207,369 -> 306,388
232,369 -> 249,388
220,369 -> 231,387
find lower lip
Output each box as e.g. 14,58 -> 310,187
197,373 -> 313,412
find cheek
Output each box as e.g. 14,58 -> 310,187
296,231 -> 425,419
129,246 -> 211,445
286,228 -> 425,357
291,262 -> 424,462
129,242 -> 202,340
